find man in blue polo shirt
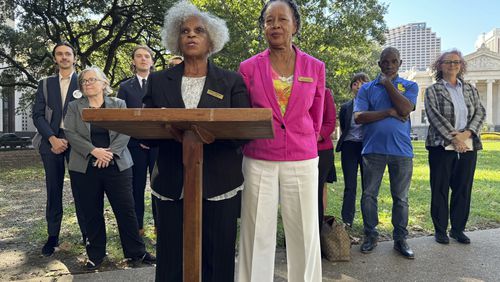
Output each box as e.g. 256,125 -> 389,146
354,47 -> 418,259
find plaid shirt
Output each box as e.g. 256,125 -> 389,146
424,79 -> 486,150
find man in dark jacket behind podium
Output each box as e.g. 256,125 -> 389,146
117,45 -> 158,236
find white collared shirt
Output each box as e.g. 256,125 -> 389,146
443,79 -> 468,130
136,74 -> 148,88
59,71 -> 74,128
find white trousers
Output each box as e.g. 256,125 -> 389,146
237,156 -> 322,282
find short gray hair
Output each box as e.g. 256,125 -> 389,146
78,66 -> 113,96
161,0 -> 229,56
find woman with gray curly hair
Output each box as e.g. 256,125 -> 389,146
64,66 -> 156,270
143,1 -> 250,281
425,50 -> 485,245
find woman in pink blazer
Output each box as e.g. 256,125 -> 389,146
237,1 -> 325,281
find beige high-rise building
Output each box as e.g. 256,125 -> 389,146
384,23 -> 441,72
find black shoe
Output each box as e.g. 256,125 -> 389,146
41,236 -> 59,257
449,230 -> 470,244
131,252 -> 156,265
85,258 -> 103,271
394,239 -> 415,259
434,232 -> 450,244
360,237 -> 378,253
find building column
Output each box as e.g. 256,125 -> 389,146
486,79 -> 495,126
497,82 -> 500,130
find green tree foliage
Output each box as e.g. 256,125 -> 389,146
0,0 -> 177,111
195,0 -> 387,103
1,0 -> 387,112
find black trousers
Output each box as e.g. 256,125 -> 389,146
70,164 -> 145,262
129,146 -> 158,229
340,141 -> 364,225
40,134 -> 85,238
318,149 -> 334,230
428,146 -> 478,235
155,193 -> 240,282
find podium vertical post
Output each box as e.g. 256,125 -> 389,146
182,130 -> 203,282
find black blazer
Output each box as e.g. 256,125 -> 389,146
335,99 -> 355,152
117,76 -> 146,147
143,61 -> 250,199
32,73 -> 78,154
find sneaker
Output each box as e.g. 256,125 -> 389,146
41,236 -> 59,257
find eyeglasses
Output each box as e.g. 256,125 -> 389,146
441,60 -> 461,65
81,77 -> 100,85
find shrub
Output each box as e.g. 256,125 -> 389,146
481,132 -> 500,141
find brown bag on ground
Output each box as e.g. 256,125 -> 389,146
320,216 -> 351,262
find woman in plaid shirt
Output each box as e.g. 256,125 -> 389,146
424,49 -> 486,245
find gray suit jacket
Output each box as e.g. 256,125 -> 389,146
424,79 -> 485,150
64,96 -> 133,173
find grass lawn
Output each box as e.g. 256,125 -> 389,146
322,141 -> 500,241
1,141 -> 499,264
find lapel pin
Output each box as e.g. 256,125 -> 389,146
207,89 -> 224,99
298,76 -> 313,83
73,90 -> 83,99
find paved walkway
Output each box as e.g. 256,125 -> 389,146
25,228 -> 500,281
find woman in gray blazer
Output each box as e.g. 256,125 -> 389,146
64,66 -> 155,270
425,50 -> 485,245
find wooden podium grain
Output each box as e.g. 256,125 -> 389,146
82,108 -> 273,282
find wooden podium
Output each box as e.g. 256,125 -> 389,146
82,108 -> 273,281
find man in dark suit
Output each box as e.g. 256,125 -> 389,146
32,42 -> 86,256
117,45 -> 158,236
336,73 -> 369,227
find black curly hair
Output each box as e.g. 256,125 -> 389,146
258,0 -> 301,36
52,41 -> 76,59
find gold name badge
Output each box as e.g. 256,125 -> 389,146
298,76 -> 313,83
207,89 -> 224,99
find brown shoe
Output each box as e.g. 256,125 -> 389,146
139,229 -> 145,236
